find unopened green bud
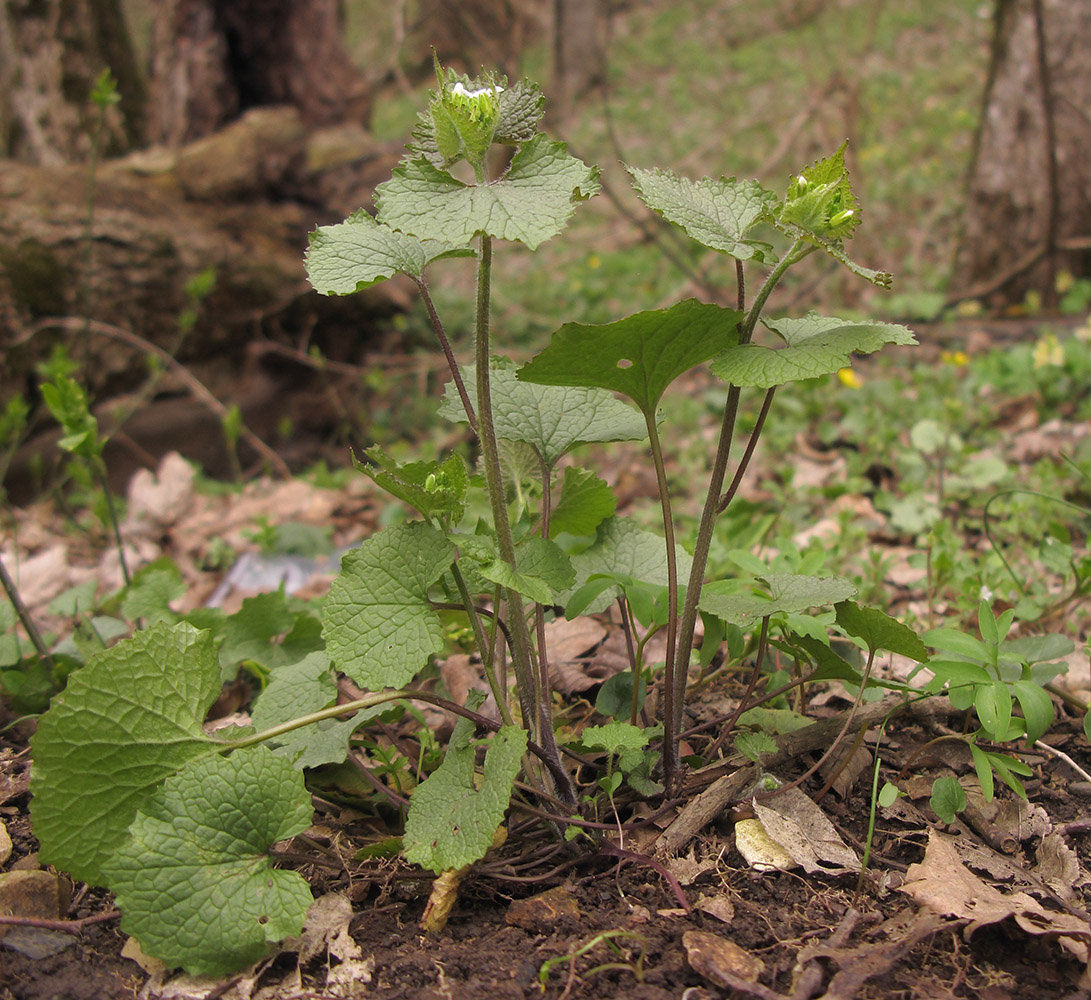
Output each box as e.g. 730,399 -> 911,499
828,208 -> 855,227
796,174 -> 808,191
424,473 -> 438,491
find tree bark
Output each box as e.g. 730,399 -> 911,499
0,0 -> 145,163
551,0 -> 605,121
953,0 -> 1091,309
147,0 -> 373,145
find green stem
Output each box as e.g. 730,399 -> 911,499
96,465 -> 130,587
0,553 -> 54,673
473,233 -> 574,806
667,241 -> 814,789
448,563 -> 514,725
412,276 -> 477,432
644,410 -> 680,789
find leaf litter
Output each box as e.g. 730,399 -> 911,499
3,334 -> 1091,997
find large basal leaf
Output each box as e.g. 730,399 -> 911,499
403,714 -> 527,873
375,134 -> 600,250
251,651 -> 337,732
438,358 -> 647,468
769,143 -> 893,288
699,574 -> 857,627
710,312 -> 916,387
561,517 -> 693,615
834,601 -> 930,660
305,210 -> 474,294
323,522 -> 456,689
30,622 -> 222,885
517,299 -> 743,416
103,745 -> 314,977
627,166 -> 777,262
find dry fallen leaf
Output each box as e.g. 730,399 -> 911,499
752,787 -> 860,875
900,830 -> 1091,964
683,930 -> 765,988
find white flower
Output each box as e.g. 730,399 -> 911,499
450,81 -> 503,100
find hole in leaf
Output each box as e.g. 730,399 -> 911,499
617,358 -> 633,369
258,915 -> 269,925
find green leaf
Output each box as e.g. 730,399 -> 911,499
710,313 -> 916,388
975,680 -> 1012,740
595,672 -> 645,719
1011,680 -> 1054,746
986,750 -> 1031,799
551,467 -> 617,538
699,574 -> 856,627
929,775 -> 966,825
274,709 -> 386,770
582,721 -> 651,755
878,781 -> 901,808
30,622 -> 221,884
1084,710 -> 1091,745
472,535 -> 575,605
770,143 -> 892,287
354,446 -> 469,521
969,741 -> 995,802
121,560 -> 184,624
561,517 -> 693,615
220,590 -> 317,674
375,134 -> 600,250
438,358 -> 646,467
323,522 -> 456,689
103,746 -> 313,977
495,78 -> 545,143
999,636 -> 1069,667
626,166 -> 777,261
734,730 -> 777,762
834,601 -> 929,659
251,651 -> 336,732
518,299 -> 743,416
305,210 -> 474,295
793,634 -> 862,682
403,718 -> 527,873
923,627 -> 989,663
408,77 -> 544,164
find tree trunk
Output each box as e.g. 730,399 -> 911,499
0,0 -> 145,163
551,0 -> 605,121
147,0 -> 373,145
954,0 -> 1091,310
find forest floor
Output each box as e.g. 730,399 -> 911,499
2,321 -> 1090,1000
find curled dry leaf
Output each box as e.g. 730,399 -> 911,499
900,830 -> 1091,964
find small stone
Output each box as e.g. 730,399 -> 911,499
505,886 -> 580,931
683,930 -> 765,988
0,819 -> 12,865
0,870 -> 66,940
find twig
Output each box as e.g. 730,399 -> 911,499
24,317 -> 291,479
0,553 -> 55,672
1035,738 -> 1091,784
0,910 -> 120,934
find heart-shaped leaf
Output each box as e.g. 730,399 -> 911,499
306,210 -> 474,294
104,746 -> 314,977
31,622 -> 222,884
627,166 -> 777,261
323,522 -> 456,689
438,358 -> 646,467
710,313 -> 916,387
376,134 -> 599,250
700,574 -> 856,627
518,299 -> 742,416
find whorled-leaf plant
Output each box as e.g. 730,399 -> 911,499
29,66 -> 920,974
